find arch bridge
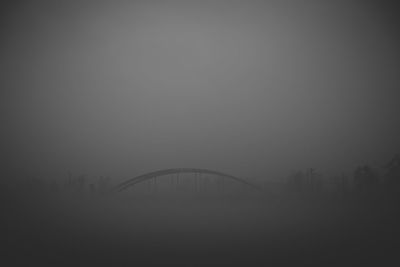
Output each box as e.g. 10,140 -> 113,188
113,168 -> 261,193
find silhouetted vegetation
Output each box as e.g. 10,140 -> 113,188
2,154 -> 400,266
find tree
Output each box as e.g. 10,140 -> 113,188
287,170 -> 306,193
383,154 -> 400,194
353,165 -> 379,194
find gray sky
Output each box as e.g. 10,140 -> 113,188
2,0 -> 400,182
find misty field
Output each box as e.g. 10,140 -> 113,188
2,185 -> 399,267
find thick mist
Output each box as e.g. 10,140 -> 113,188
2,1 -> 400,266
2,0 -> 400,182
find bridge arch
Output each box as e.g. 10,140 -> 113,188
113,168 -> 261,192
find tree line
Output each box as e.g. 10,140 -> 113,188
286,154 -> 400,199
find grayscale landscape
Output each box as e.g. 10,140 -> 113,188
1,1 -> 400,266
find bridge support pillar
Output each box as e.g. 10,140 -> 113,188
176,173 -> 180,192
194,173 -> 197,193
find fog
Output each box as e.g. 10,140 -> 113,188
2,1 -> 400,266
2,0 -> 399,182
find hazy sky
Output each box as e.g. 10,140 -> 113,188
2,0 -> 400,182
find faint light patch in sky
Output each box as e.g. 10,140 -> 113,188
1,0 -> 399,180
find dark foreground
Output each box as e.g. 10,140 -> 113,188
2,189 -> 400,267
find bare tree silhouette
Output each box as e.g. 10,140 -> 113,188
353,165 -> 379,195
